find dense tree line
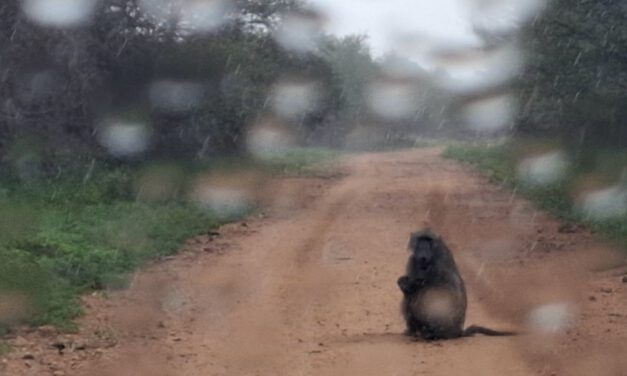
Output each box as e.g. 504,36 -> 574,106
0,0 -> 384,174
519,0 -> 627,149
12,0 -> 622,173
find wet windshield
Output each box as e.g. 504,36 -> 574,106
1,1 -> 626,375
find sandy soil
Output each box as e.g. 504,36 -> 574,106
3,148 -> 627,376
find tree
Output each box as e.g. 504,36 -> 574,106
518,0 -> 627,148
0,0 -> 345,167
318,35 -> 378,122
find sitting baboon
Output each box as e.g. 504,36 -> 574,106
398,229 -> 514,340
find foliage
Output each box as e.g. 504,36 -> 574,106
261,147 -> 341,177
0,163 -> 232,330
0,147 -> 338,331
0,340 -> 12,355
0,0 -> 350,167
318,35 -> 379,121
445,143 -> 627,249
443,143 -> 517,185
519,0 -> 627,148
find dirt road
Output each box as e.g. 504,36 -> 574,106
5,148 -> 627,375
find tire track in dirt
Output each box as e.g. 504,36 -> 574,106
4,148 -> 627,375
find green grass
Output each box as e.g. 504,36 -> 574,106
443,143 -> 517,185
259,147 -> 342,177
0,150 -> 339,332
0,168 -> 229,332
0,340 -> 12,356
0,149 -> 338,332
444,142 -> 627,249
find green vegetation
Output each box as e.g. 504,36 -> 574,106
520,0 -> 627,149
0,150 -> 338,332
261,147 -> 342,177
443,142 -> 526,188
0,164 -> 226,331
444,143 -> 627,249
0,340 -> 12,356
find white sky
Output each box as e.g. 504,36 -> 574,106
309,0 -> 482,56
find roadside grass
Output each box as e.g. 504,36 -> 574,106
444,142 -> 627,249
0,340 -> 12,356
0,148 -> 338,333
259,147 -> 342,177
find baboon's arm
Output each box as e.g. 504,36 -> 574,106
397,276 -> 421,295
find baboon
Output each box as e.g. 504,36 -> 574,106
397,229 -> 515,340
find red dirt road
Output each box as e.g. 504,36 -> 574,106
4,148 -> 627,375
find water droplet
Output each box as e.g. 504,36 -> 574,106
19,70 -> 64,101
471,0 -> 545,35
0,291 -> 30,324
380,54 -> 427,80
138,0 -> 173,22
517,151 -> 569,187
246,120 -> 294,160
271,80 -> 320,119
464,94 -> 516,133
99,121 -> 151,157
179,0 -> 230,33
190,174 -> 255,219
367,80 -> 417,120
22,0 -> 98,27
136,164 -> 185,202
527,302 -> 576,333
149,80 -> 205,113
578,186 -> 627,220
416,288 -> 459,326
432,43 -> 523,94
274,10 -> 323,53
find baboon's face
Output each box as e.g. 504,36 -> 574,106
412,238 -> 436,276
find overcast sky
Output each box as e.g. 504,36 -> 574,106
309,0 -> 481,56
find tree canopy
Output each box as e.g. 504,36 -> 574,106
518,0 -> 627,148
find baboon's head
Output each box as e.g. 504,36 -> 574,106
408,229 -> 442,278
414,237 -> 434,269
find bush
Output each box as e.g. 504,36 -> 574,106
0,163 -> 233,330
445,143 -> 627,250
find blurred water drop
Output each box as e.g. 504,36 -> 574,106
22,0 -> 98,27
391,32 -> 484,72
344,125 -> 382,150
464,94 -> 516,133
136,164 -> 185,202
19,70 -> 64,101
160,289 -> 189,314
527,302 -> 576,333
417,288 -> 458,325
271,80 -> 320,119
367,80 -> 416,120
0,291 -> 30,325
0,201 -> 38,243
578,186 -> 627,220
99,121 -> 151,157
475,238 -> 517,261
179,0 -> 230,33
380,55 -> 427,80
192,187 -> 250,219
274,10 -> 323,53
470,0 -> 545,35
246,120 -> 294,159
517,151 -> 569,187
433,44 -> 523,94
190,173 -> 258,219
149,80 -> 205,113
139,0 -> 177,24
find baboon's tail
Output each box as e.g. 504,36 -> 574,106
463,325 -> 517,337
